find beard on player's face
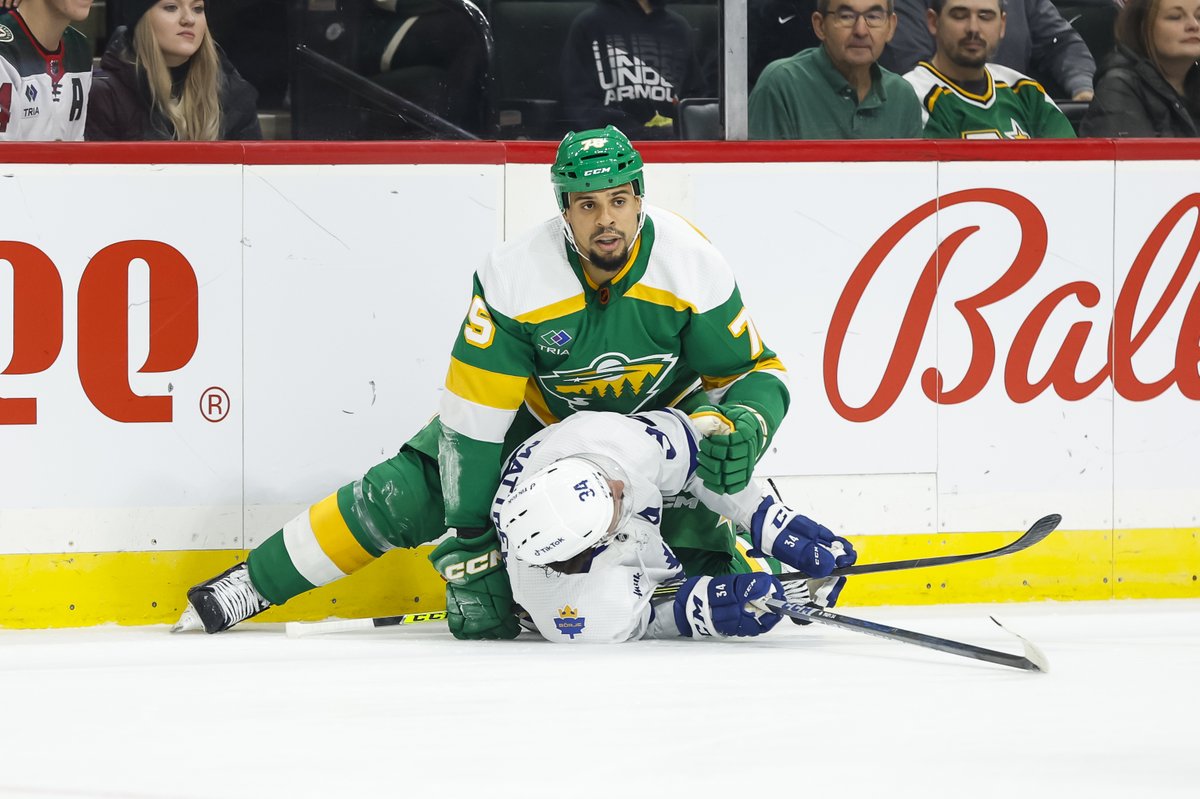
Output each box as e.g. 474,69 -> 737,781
585,230 -> 630,273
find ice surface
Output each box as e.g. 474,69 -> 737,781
1,599 -> 1197,799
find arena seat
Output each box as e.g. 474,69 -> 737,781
678,97 -> 722,140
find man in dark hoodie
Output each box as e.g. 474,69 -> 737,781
560,0 -> 708,140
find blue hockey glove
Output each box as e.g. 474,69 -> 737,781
690,404 -> 767,494
429,529 -> 521,640
673,573 -> 784,638
749,497 -> 857,578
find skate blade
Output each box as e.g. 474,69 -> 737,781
170,605 -> 204,633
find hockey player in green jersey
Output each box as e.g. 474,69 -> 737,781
0,0 -> 93,140
174,126 -> 791,640
904,0 -> 1076,139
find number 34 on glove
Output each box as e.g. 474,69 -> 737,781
749,497 -> 857,578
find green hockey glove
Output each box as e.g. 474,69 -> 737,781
690,404 -> 767,494
429,529 -> 521,640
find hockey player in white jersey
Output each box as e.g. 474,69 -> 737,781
491,409 -> 857,643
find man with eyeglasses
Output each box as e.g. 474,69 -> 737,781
904,0 -> 1076,138
748,0 -> 923,139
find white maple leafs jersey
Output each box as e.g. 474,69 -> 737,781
492,409 -> 763,643
0,13 -> 91,141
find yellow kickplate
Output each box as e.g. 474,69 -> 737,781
0,547 -> 444,629
1,528 -> 1196,628
837,527 -> 1199,607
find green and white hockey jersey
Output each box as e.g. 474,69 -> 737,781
0,12 -> 91,141
433,206 -> 790,529
905,61 -> 1075,140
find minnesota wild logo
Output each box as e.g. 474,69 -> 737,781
538,351 -> 678,410
0,25 -> 13,44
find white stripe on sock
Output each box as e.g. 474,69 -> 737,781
283,511 -> 346,587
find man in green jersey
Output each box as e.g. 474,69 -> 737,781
904,0 -> 1076,138
174,126 -> 791,640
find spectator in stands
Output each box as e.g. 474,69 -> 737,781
748,0 -> 924,138
749,0 -> 821,87
1080,0 -> 1200,136
905,0 -> 1077,136
882,0 -> 1096,100
0,0 -> 93,141
359,0 -> 489,134
86,0 -> 260,140
560,0 -> 708,140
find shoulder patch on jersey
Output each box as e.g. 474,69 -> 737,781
554,604 -> 586,639
0,25 -> 13,44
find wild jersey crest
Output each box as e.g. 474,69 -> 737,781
538,351 -> 679,410
0,25 -> 13,44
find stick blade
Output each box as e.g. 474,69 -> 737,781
990,616 -> 1051,673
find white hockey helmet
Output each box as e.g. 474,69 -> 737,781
499,453 -> 634,566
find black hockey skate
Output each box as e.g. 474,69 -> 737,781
171,562 -> 271,633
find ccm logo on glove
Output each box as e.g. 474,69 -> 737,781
441,550 -> 501,582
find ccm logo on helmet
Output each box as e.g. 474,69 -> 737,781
442,550 -> 501,581
583,167 -> 612,177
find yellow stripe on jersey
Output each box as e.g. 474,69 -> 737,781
624,283 -> 698,313
700,357 -> 788,391
1011,79 -> 1047,96
310,493 -> 375,575
670,212 -> 712,242
524,379 -> 561,426
925,85 -> 950,115
514,293 -> 586,325
919,60 -> 995,103
445,357 -> 527,410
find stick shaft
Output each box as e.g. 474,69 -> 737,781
765,598 -> 1046,672
285,610 -> 447,637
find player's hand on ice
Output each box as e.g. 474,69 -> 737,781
690,404 -> 767,494
749,497 -> 857,578
673,573 -> 784,638
429,529 -> 521,640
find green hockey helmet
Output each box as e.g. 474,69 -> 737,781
551,126 -> 645,211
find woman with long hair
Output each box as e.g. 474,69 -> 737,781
86,0 -> 261,140
1080,0 -> 1200,136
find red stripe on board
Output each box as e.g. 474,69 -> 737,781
0,139 -> 1197,165
0,142 -> 247,164
242,141 -> 506,165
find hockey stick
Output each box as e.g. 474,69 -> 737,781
285,610 -> 447,638
765,598 -> 1049,673
829,512 -> 1062,577
289,599 -> 1048,672
650,512 -> 1062,598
